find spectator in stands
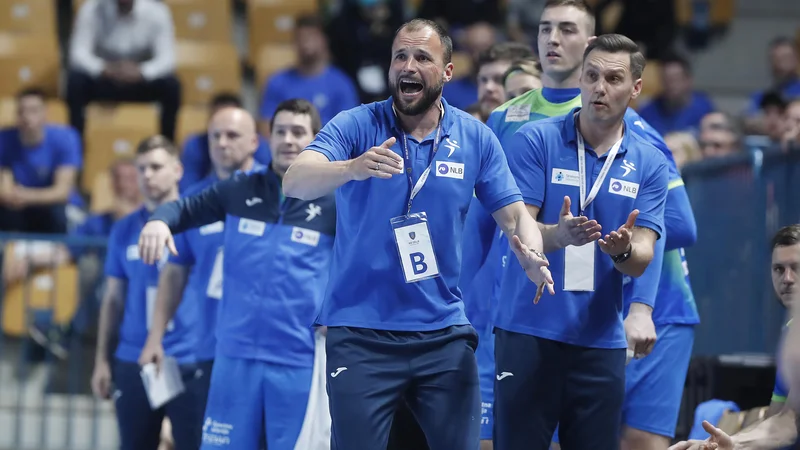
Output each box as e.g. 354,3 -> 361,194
476,42 -> 535,121
182,93 -> 271,192
0,88 -> 82,234
664,132 -> 702,170
442,21 -> 497,110
760,90 -> 789,144
744,37 -> 800,135
465,103 -> 483,120
699,111 -> 734,134
259,15 -> 359,138
698,118 -> 741,159
637,52 -> 715,136
782,98 -> 800,150
506,0 -> 546,46
503,59 -> 543,100
67,0 -> 181,141
417,0 -> 503,30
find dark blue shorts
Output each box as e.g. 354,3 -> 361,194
112,358 -> 213,450
326,325 -> 481,450
493,330 -> 625,450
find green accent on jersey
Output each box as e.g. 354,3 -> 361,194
668,179 -> 685,190
772,393 -> 787,403
487,89 -> 582,148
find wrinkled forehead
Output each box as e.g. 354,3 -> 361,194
393,27 -> 441,56
583,50 -> 631,74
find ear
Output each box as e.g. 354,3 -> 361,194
630,77 -> 643,100
443,61 -> 454,83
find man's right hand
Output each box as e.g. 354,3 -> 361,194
138,220 -> 178,265
555,196 -> 602,248
138,335 -> 165,371
348,137 -> 403,181
91,359 -> 112,399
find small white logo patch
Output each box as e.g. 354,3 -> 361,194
238,218 -> 266,236
435,161 -> 465,179
505,105 -> 531,122
199,221 -> 224,235
291,227 -> 320,247
608,178 -> 639,199
551,168 -> 580,187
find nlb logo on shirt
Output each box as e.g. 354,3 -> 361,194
435,161 -> 464,179
608,178 -> 639,199
551,168 -> 580,187
291,227 -> 321,247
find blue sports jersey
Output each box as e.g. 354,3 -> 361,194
495,108 -> 669,349
151,167 -> 336,368
0,125 -> 82,187
774,321 -> 792,403
169,173 -> 225,361
179,134 -> 271,192
460,196 -> 503,331
104,207 -> 199,364
307,98 -> 522,331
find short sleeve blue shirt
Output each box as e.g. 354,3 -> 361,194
307,98 -> 522,331
495,108 -> 669,349
0,125 -> 82,188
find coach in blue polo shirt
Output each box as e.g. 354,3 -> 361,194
493,35 -> 669,450
283,18 -> 553,450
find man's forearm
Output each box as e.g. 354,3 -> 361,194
503,204 -> 544,253
283,158 -> 354,201
733,410 -> 797,449
95,298 -> 122,364
537,223 -> 565,254
149,266 -> 188,341
17,185 -> 71,206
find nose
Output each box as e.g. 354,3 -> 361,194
401,57 -> 418,74
547,29 -> 560,47
784,269 -> 797,285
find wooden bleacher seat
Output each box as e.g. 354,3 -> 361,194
254,43 -> 296,90
89,170 -> 115,214
0,33 -> 60,97
72,0 -> 87,13
175,41 -> 242,107
450,51 -> 473,81
247,0 -> 318,59
164,0 -> 233,43
2,243 -> 79,338
0,0 -> 58,38
675,0 -> 735,27
0,98 -> 68,128
81,102 -> 159,192
175,105 -> 209,149
637,59 -> 662,105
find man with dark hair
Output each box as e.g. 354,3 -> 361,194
495,34 -> 669,450
760,90 -> 789,143
637,52 -> 715,136
475,42 -> 535,120
282,17 -> 553,450
180,93 -> 271,191
671,224 -> 800,450
258,14 -> 359,138
0,88 -> 82,233
138,100 -> 336,450
745,36 -> 800,134
92,134 -> 213,450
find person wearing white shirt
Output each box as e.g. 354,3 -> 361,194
67,0 -> 181,141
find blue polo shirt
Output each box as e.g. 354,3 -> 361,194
495,108 -> 669,349
307,98 -> 522,331
637,92 -> 715,135
179,134 -> 271,192
443,77 -> 479,111
104,207 -> 199,364
0,125 -> 82,188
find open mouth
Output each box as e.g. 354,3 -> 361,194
546,51 -> 560,58
399,79 -> 424,95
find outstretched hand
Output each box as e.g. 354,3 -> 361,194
510,235 -> 555,304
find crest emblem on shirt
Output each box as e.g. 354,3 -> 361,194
409,231 -> 416,240
621,160 -> 636,177
305,203 -> 322,222
444,138 -> 460,157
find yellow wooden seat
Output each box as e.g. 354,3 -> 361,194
82,102 -> 159,192
2,243 -> 79,338
254,43 -> 296,91
247,0 -> 318,59
175,105 -> 209,149
0,0 -> 58,38
450,51 -> 473,80
0,97 -> 69,127
675,0 -> 735,27
637,59 -> 662,105
0,33 -> 60,97
175,41 -> 242,107
164,0 -> 233,43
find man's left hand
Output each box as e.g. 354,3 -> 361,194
117,61 -> 143,83
599,209 -> 638,257
510,235 -> 555,303
624,304 -> 657,359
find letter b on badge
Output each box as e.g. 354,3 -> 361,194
410,252 -> 427,275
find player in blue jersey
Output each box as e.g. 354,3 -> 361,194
488,2 -> 700,448
671,225 -> 800,450
138,99 -> 335,450
283,18 -> 554,450
91,135 -> 208,450
138,107 -> 261,405
493,34 -> 669,450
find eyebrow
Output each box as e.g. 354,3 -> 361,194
539,20 -> 578,28
393,48 -> 434,59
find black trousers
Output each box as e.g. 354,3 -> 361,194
387,401 -> 430,449
0,204 -> 67,234
66,69 -> 181,141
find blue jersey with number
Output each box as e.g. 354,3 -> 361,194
104,207 -> 199,363
306,98 -> 522,331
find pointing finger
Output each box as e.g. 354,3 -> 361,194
560,196 -> 571,216
167,236 -> 179,256
624,209 -> 639,229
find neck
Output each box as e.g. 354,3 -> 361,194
542,69 -> 581,89
577,112 -> 624,155
20,129 -> 44,147
396,99 -> 443,139
271,163 -> 287,179
297,57 -> 328,76
144,189 -> 178,212
216,157 -> 255,181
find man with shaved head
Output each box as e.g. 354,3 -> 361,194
138,100 -> 335,449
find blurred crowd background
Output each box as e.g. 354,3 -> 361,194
0,0 -> 798,448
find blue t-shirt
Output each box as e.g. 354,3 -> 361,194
179,134 -> 271,192
460,196 -> 503,332
747,78 -> 800,114
169,173 -> 228,361
68,212 -> 116,259
774,321 -> 792,403
307,98 -> 522,331
443,77 -> 478,111
0,125 -> 82,187
104,207 -> 199,364
495,108 -> 669,348
259,66 -> 360,125
637,93 -> 715,136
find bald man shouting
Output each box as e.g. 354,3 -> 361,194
139,100 -> 335,450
